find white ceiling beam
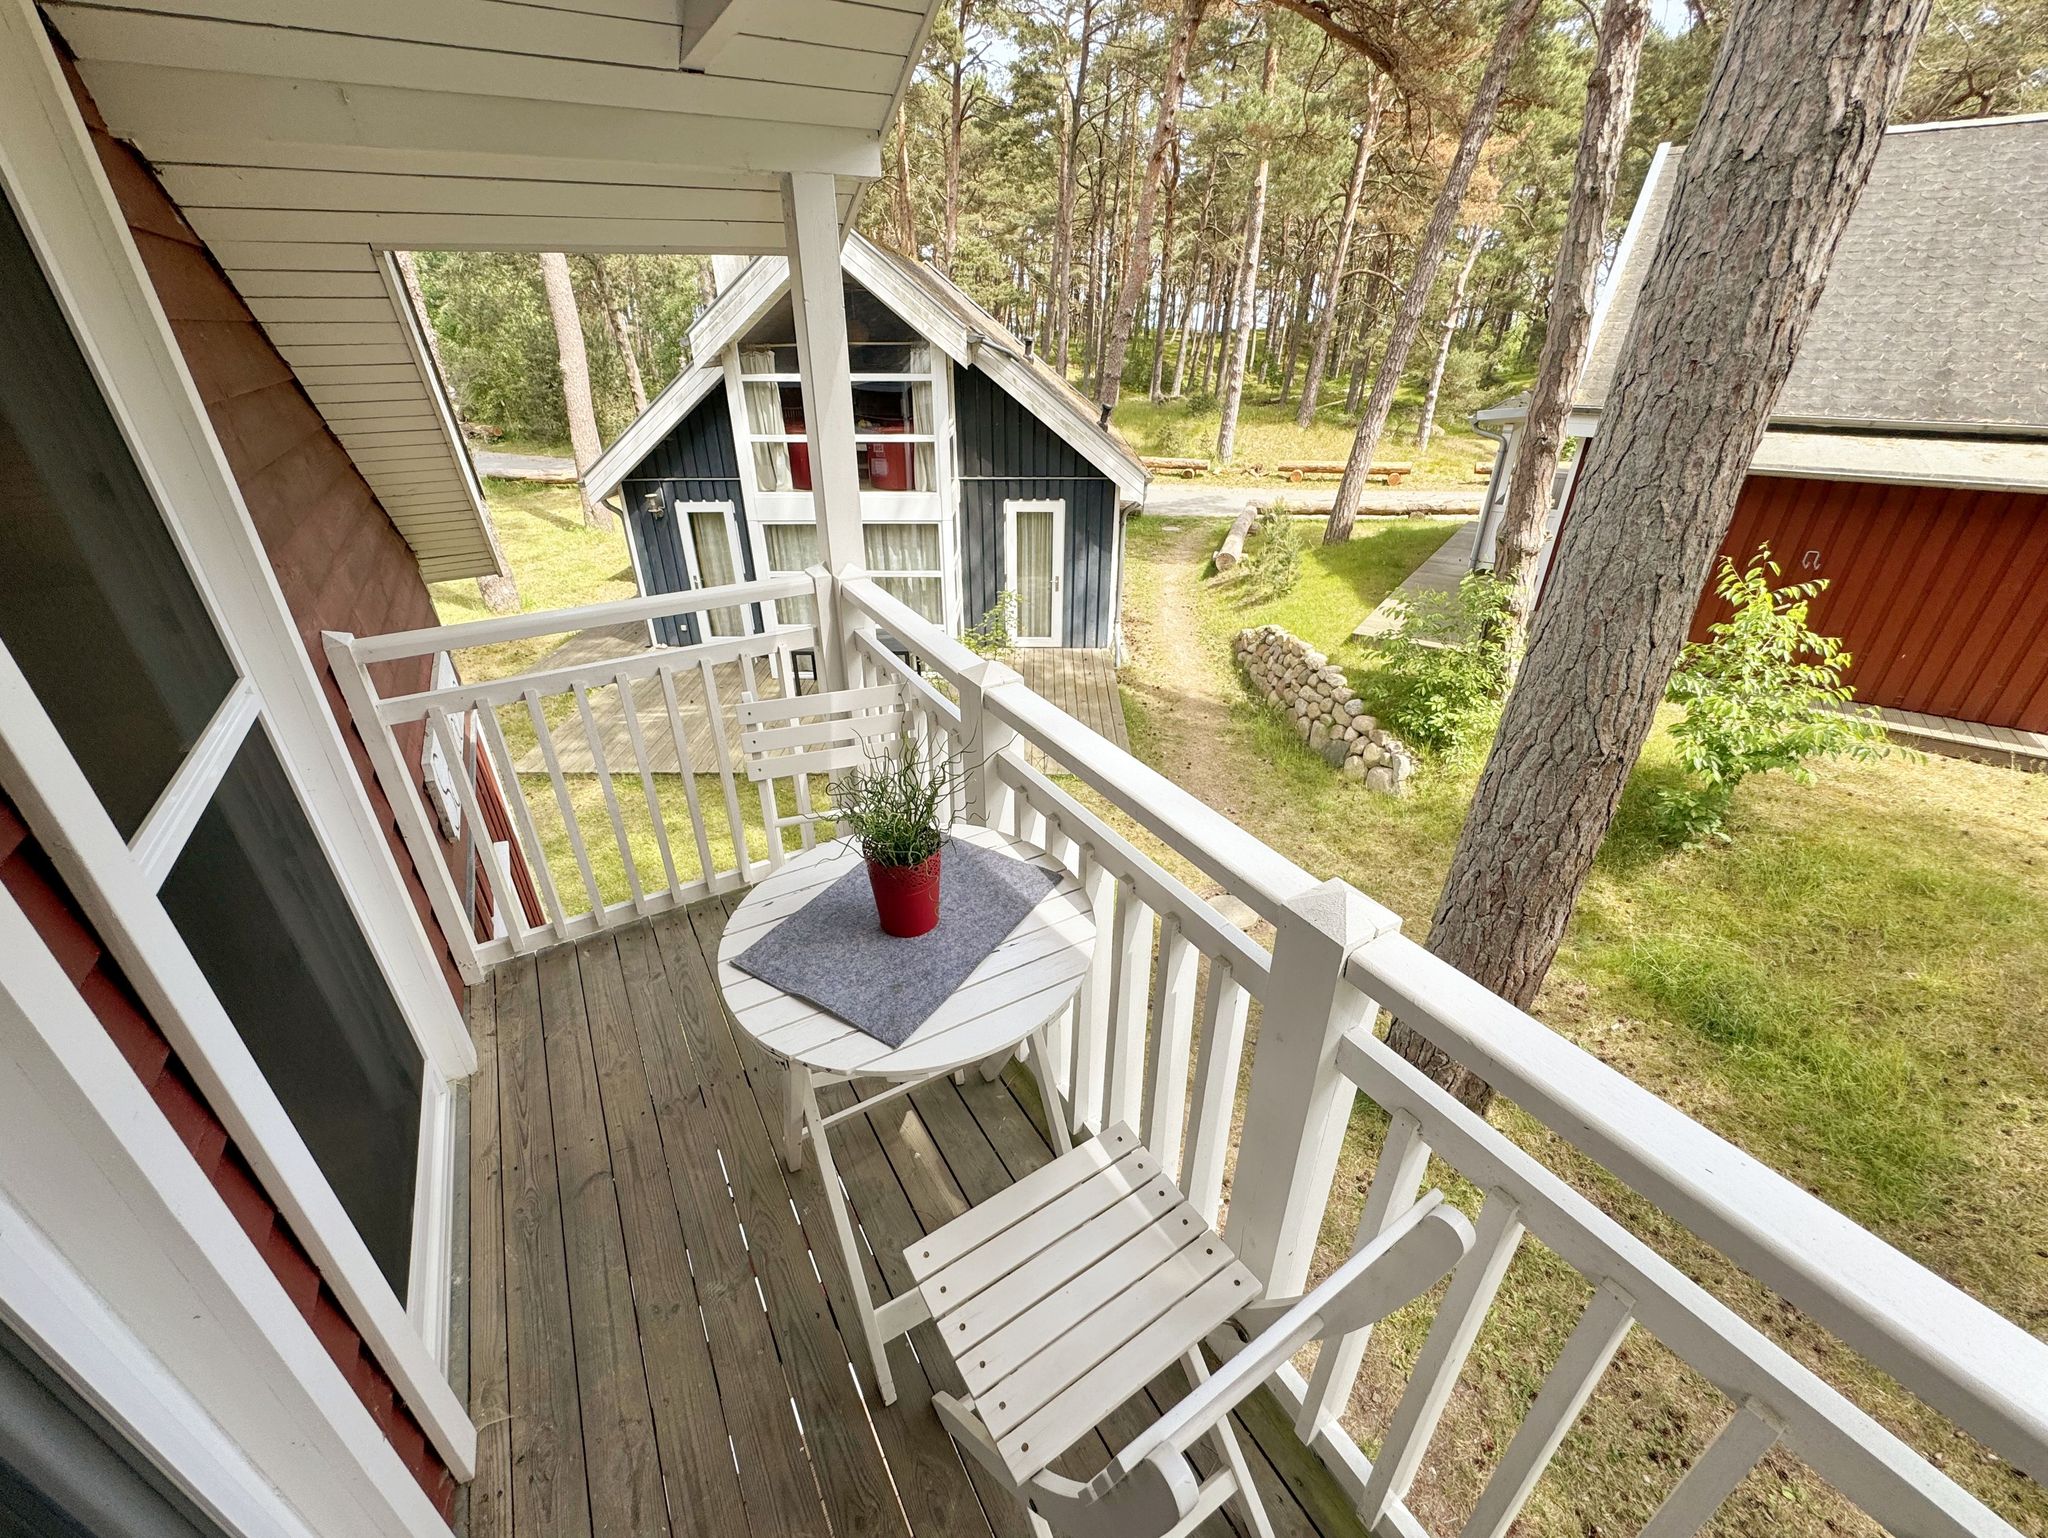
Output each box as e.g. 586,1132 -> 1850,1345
679,0 -> 748,67
76,60 -> 884,180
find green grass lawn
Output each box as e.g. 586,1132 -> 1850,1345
1111,383 -> 1501,490
1118,514 -> 2048,1536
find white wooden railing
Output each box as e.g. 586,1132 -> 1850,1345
330,569 -> 2047,1537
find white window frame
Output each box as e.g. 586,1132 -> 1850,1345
0,4 -> 473,1493
1003,498 -> 1068,647
723,338 -> 962,633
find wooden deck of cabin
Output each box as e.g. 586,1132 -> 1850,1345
460,895 -> 1363,1538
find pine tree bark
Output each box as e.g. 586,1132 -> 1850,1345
939,0 -> 976,273
1050,3 -> 1100,377
1494,0 -> 1652,650
1297,78 -> 1386,426
893,101 -> 919,254
1216,31 -> 1279,461
581,255 -> 649,414
1414,231 -> 1484,450
1149,148 -> 1181,401
540,251 -> 611,531
391,250 -> 521,613
1097,0 -> 1209,411
1398,0 -> 1933,1112
1322,0 -> 1543,543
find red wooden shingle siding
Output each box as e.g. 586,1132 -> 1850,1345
1693,476 -> 2048,732
59,48 -> 469,1001
0,793 -> 458,1520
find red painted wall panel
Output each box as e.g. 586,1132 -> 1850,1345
1692,475 -> 2048,732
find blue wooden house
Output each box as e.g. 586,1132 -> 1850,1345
583,236 -> 1149,651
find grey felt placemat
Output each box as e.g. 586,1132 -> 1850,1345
732,839 -> 1061,1048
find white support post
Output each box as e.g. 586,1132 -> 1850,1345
809,564 -> 846,691
1226,880 -> 1401,1297
780,171 -> 865,578
958,660 -> 1024,830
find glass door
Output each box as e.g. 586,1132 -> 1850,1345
1005,499 -> 1065,645
680,501 -> 751,638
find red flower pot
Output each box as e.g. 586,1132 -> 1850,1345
867,849 -> 942,937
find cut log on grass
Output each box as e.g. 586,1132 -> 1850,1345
1278,459 -> 1410,484
1142,455 -> 1210,479
1213,505 -> 1258,570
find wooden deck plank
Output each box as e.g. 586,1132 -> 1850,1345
618,925 -> 834,1538
535,947 -> 669,1537
466,974 -> 513,1538
494,957 -> 594,1538
680,905 -> 1014,1538
469,897 -> 1361,1538
577,933 -> 753,1538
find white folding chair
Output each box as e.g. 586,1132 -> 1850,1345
906,1124 -> 1474,1538
736,681 -> 907,847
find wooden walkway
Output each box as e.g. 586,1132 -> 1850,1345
462,897 -> 1366,1538
1010,648 -> 1130,756
1351,521 -> 1477,640
512,640 -> 1129,776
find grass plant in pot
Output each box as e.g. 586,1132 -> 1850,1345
830,749 -> 958,938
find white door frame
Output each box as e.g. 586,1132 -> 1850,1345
673,498 -> 756,637
1003,497 -> 1067,647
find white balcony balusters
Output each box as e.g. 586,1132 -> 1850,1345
326,565 -> 2045,1538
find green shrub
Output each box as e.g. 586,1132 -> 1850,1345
1365,573 -> 1512,752
962,592 -> 1018,658
1244,506 -> 1301,598
1659,547 -> 1886,846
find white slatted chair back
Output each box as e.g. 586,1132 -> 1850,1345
913,1126 -> 1475,1538
737,682 -> 908,843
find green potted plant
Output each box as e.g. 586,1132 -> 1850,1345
829,749 -> 958,937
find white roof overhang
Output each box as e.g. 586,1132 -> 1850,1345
43,0 -> 937,580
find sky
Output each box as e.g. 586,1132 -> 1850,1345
1649,0 -> 1697,34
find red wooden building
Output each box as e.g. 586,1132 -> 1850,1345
1474,114 -> 2048,747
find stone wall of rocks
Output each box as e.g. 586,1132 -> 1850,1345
1233,624 -> 1415,793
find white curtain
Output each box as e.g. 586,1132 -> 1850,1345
1014,507 -> 1055,639
762,522 -> 820,627
864,523 -> 943,624
688,508 -> 744,636
740,349 -> 793,492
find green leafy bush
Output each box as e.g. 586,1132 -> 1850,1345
1659,548 -> 1886,846
1244,506 -> 1301,598
962,592 -> 1018,658
1365,573 -> 1512,752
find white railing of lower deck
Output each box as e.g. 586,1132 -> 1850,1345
325,572 -> 823,979
835,574 -> 2046,1538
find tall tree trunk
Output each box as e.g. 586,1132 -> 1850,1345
1216,31 -> 1279,461
394,250 -> 521,613
1279,222 -> 1314,396
1149,148 -> 1181,401
1050,5 -> 1098,378
893,101 -> 919,254
1398,0 -> 1931,1112
1414,231 -> 1485,450
1170,253 -> 1206,397
1493,0 -> 1652,656
540,251 -> 611,531
1297,78 -> 1386,427
581,255 -> 649,414
1322,0 -> 1543,543
1097,0 -> 1209,411
940,0 -> 974,273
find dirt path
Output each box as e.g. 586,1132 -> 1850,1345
1117,517 -> 1244,799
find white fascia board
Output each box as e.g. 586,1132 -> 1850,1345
843,237 -> 973,363
581,365 -> 724,499
972,345 -> 1149,502
1583,141 -> 1672,374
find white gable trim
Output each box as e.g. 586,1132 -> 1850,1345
587,235 -> 1148,506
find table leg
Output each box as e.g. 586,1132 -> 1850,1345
1029,1025 -> 1073,1155
803,1082 -> 898,1405
781,1059 -> 808,1173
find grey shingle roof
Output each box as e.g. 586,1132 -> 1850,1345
1578,116 -> 2048,435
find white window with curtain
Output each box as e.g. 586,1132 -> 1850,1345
674,501 -> 751,637
750,519 -> 820,627
733,343 -> 940,499
862,521 -> 946,626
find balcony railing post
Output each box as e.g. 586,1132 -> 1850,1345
959,663 -> 1024,832
811,565 -> 847,690
1226,879 -> 1401,1297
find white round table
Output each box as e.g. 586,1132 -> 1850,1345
715,822 -> 1095,1403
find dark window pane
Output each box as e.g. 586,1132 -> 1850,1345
161,729 -> 423,1294
0,190 -> 235,837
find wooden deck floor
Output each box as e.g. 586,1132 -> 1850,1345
462,896 -> 1363,1538
511,640 -> 1129,776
